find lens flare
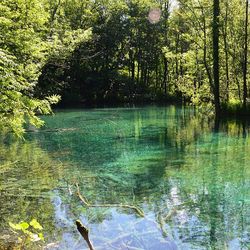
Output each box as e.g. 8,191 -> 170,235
148,8 -> 161,24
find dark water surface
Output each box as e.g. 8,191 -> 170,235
0,106 -> 249,249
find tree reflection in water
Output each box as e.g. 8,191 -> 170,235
0,107 -> 249,249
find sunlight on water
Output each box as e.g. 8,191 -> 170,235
0,106 -> 249,249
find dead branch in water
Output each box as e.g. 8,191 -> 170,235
163,207 -> 177,221
75,183 -> 144,217
76,220 -> 95,250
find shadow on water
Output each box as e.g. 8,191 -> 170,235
0,106 -> 249,249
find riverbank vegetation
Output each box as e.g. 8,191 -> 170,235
0,0 -> 249,134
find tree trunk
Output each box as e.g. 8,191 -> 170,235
163,57 -> 168,95
162,0 -> 170,96
213,0 -> 221,115
243,0 -> 249,111
201,6 -> 213,89
222,0 -> 230,102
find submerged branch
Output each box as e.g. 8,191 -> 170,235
163,207 -> 177,221
75,183 -> 144,217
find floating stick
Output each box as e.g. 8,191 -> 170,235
76,220 -> 94,250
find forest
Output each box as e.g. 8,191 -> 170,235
0,0 -> 249,135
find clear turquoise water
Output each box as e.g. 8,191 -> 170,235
0,106 -> 249,249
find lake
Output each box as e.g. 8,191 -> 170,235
0,106 -> 249,249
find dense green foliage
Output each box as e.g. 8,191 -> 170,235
0,0 -> 60,136
1,0 -> 249,134
34,0 -> 249,110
